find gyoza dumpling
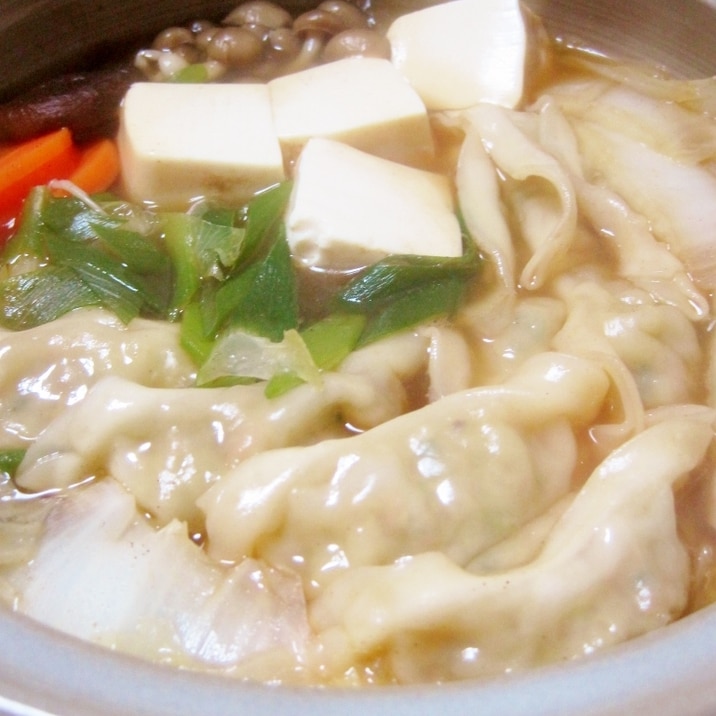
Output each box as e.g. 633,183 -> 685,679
200,352 -> 609,594
307,417 -> 712,683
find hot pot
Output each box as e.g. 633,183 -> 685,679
0,1 -> 715,714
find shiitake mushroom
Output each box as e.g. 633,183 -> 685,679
0,66 -> 140,144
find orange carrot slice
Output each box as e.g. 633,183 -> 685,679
67,137 -> 120,195
0,127 -> 79,218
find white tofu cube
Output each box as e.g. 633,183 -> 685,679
269,57 -> 434,168
118,82 -> 285,209
387,0 -> 529,110
285,138 -> 462,269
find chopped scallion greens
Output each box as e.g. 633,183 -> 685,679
300,313 -> 367,371
212,222 -> 298,341
0,182 -> 483,393
0,187 -> 171,325
171,64 -> 210,84
264,370 -> 306,399
163,211 -> 246,312
334,229 -> 481,346
179,301 -> 215,365
0,266 -> 101,329
44,232 -> 164,322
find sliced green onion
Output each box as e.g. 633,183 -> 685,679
1,190 -> 174,327
333,232 -> 481,345
198,207 -> 240,227
300,313 -> 367,370
264,370 -> 306,399
219,225 -> 298,341
0,266 -> 101,330
167,213 -> 245,278
164,214 -> 202,313
239,182 -> 293,264
179,301 -> 215,365
358,276 -> 467,346
171,64 -> 210,83
194,184 -> 298,342
91,221 -> 170,275
2,187 -> 52,261
336,238 -> 480,312
45,234 -> 153,322
0,180 -> 485,388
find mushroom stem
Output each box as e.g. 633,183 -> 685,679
280,30 -> 326,74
